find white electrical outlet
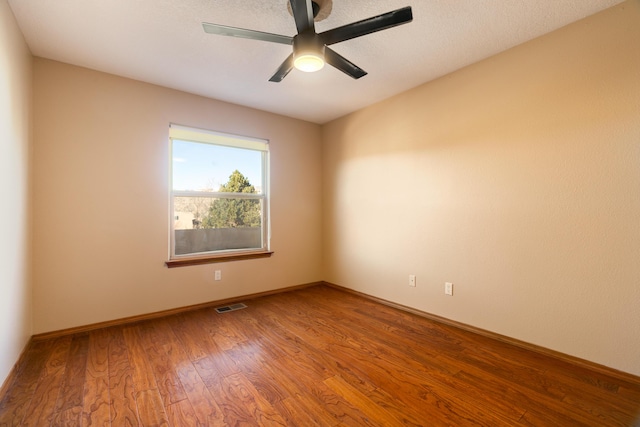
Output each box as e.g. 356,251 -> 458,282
215,270 -> 222,281
409,275 -> 416,287
445,282 -> 453,296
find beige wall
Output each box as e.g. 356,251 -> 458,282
32,59 -> 323,333
0,0 -> 32,385
322,1 -> 640,376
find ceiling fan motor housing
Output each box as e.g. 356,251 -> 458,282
293,32 -> 326,72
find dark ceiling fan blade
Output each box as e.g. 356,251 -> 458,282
269,54 -> 295,82
320,6 -> 413,46
202,22 -> 292,45
324,47 -> 367,79
289,0 -> 315,34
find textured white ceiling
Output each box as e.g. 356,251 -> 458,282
8,0 -> 624,124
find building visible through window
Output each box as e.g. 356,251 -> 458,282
169,125 -> 269,259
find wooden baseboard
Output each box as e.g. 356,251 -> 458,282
32,282 -> 321,341
323,281 -> 640,386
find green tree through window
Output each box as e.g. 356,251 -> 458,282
202,170 -> 261,228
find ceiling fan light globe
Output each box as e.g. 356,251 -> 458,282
294,53 -> 325,72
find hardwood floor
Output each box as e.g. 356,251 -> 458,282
1,284 -> 639,426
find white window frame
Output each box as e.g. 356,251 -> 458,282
168,124 -> 270,263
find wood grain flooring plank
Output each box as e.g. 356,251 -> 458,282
262,294 -> 464,392
304,379 -> 381,427
82,328 -> 111,427
246,300 -> 384,401
267,353 -> 379,426
544,362 -> 640,425
186,311 -> 241,378
304,286 -> 456,342
224,308 -> 290,363
518,406 -> 602,427
164,399 -> 200,427
560,391 -> 640,427
218,340 -> 340,426
273,397 -> 324,426
192,355 -> 224,391
299,301 -> 460,379
449,349 -> 598,424
51,333 -> 90,426
224,342 -> 288,406
222,373 -> 288,426
136,322 -> 187,406
284,289 -> 470,380
545,363 -> 640,425
618,384 -> 640,410
200,369 -> 257,426
454,337 -> 568,399
320,340 -> 443,421
121,326 -> 157,393
542,356 -> 625,393
107,328 -> 140,426
238,301 -> 318,361
294,393 -> 345,426
174,362 -> 226,426
323,375 -> 404,425
363,385 -> 432,427
135,389 -> 170,426
165,312 -> 210,361
203,311 -> 250,352
20,336 -> 73,426
342,340 -> 512,425
0,340 -> 54,426
169,310 -> 225,365
151,319 -> 226,426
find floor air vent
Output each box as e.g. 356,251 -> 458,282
215,303 -> 247,314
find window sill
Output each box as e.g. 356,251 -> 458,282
165,251 -> 273,268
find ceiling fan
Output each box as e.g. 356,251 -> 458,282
202,0 -> 413,82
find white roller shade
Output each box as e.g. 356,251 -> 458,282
169,124 -> 268,151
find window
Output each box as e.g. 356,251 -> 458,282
166,125 -> 271,267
